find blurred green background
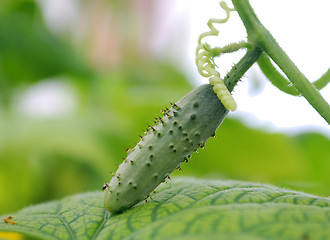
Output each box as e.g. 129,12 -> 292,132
0,0 -> 329,215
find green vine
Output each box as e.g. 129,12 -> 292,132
196,0 -> 330,124
258,53 -> 330,96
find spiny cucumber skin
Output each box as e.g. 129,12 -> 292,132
104,84 -> 228,213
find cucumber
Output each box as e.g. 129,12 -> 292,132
104,84 -> 228,213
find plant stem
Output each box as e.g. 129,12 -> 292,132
258,54 -> 330,96
314,68 -> 330,90
257,53 -> 300,96
225,47 -> 263,92
232,0 -> 330,124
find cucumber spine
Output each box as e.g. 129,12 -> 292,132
104,84 -> 228,213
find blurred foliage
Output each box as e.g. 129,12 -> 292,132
0,0 -> 90,107
174,119 -> 330,195
0,0 -> 329,215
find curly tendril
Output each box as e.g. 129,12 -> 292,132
196,1 -> 237,111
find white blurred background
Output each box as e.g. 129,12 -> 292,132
33,0 -> 330,135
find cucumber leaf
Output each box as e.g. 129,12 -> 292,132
1,178 -> 329,240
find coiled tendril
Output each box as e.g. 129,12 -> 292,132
196,1 -> 237,111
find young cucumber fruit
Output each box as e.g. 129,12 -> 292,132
104,84 -> 228,213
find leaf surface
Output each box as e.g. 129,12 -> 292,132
1,178 -> 329,240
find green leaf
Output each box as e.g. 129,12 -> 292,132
1,178 -> 329,240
